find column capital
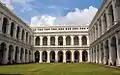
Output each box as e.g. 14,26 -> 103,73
63,35 -> 66,38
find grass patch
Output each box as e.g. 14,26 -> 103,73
0,63 -> 120,75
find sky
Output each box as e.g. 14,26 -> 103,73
0,0 -> 103,26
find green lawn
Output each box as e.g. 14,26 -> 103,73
0,63 -> 120,75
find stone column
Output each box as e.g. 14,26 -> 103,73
40,36 -> 43,46
105,8 -> 111,30
90,49 -> 93,62
17,48 -> 21,63
94,26 -> 96,40
12,46 -> 16,63
71,50 -> 74,62
27,50 -> 29,63
55,36 -> 58,46
103,41 -> 107,65
13,24 -> 17,39
112,0 -> 117,24
24,31 -> 26,43
63,36 -> 66,46
71,36 -> 74,46
87,36 -> 89,46
79,50 -> 82,62
19,27 -> 22,41
63,50 -> 66,63
47,50 -> 50,63
108,38 -> 112,65
95,46 -> 98,63
34,36 -> 36,46
101,16 -> 104,34
55,50 -> 58,62
97,21 -> 100,38
99,44 -> 102,64
87,50 -> 90,62
22,49 -> 25,63
93,48 -> 96,63
39,50 -> 42,63
47,36 -> 50,46
2,43 -> 9,64
32,51 -> 35,62
7,20 -> 12,36
79,36 -> 82,46
115,33 -> 120,66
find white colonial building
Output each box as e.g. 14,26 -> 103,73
0,0 -> 120,67
89,0 -> 120,66
31,25 -> 90,63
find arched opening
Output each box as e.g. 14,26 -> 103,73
34,51 -> 40,63
82,50 -> 88,62
2,17 -> 9,34
43,37 -> 47,46
29,51 -> 32,62
10,22 -> 15,37
103,13 -> 107,32
94,49 -> 96,63
74,51 -> 79,63
66,51 -> 71,63
26,32 -> 28,43
21,29 -> 25,41
16,26 -> 20,39
42,51 -> 47,62
58,36 -> 63,46
35,36 -> 40,46
109,5 -> 114,25
50,36 -> 55,46
29,36 -> 31,45
0,43 -> 6,64
101,43 -> 104,64
8,45 -> 14,64
15,46 -> 19,63
66,36 -> 71,45
111,36 -> 117,66
105,40 -> 109,65
58,51 -> 63,63
25,49 -> 28,63
20,48 -> 24,63
74,36 -> 79,45
82,36 -> 87,45
50,51 -> 55,63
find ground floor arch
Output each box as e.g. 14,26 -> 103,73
42,51 -> 47,62
82,50 -> 88,62
34,51 -> 40,63
66,51 -> 71,63
111,36 -> 117,66
50,51 -> 55,63
0,42 -> 6,64
8,45 -> 14,64
58,51 -> 63,63
74,51 -> 79,63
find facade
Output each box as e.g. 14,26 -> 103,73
89,0 -> 120,66
0,3 -> 34,64
31,26 -> 90,63
0,0 -> 120,66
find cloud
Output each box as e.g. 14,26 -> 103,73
0,0 -> 14,10
0,0 -> 34,11
31,15 -> 56,26
30,6 -> 98,26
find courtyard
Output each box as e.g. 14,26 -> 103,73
0,63 -> 120,75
